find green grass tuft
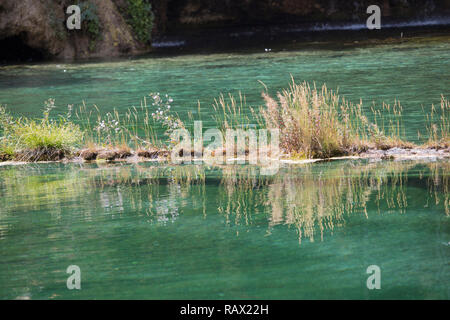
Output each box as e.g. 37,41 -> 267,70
0,100 -> 83,161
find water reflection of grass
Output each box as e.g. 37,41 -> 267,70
0,161 -> 448,243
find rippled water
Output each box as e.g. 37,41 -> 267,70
0,36 -> 449,140
0,36 -> 449,299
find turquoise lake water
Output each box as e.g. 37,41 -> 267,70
0,35 -> 449,299
1,36 -> 449,140
0,161 -> 448,299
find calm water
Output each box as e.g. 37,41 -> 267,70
0,161 -> 448,299
0,36 -> 449,299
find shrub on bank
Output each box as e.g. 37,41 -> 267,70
126,0 -> 154,44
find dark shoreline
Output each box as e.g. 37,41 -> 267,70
152,19 -> 450,55
2,22 -> 450,66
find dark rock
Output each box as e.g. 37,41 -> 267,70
97,150 -> 118,161
137,149 -> 159,159
80,150 -> 98,161
117,149 -> 133,159
14,148 -> 66,162
0,153 -> 13,162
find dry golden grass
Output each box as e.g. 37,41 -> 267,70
257,79 -> 447,158
259,80 -> 366,158
423,95 -> 450,149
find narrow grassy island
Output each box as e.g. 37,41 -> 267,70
1,80 -> 448,164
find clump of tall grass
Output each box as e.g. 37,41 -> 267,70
424,95 -> 450,148
255,79 -> 433,158
259,80 -> 366,158
0,99 -> 83,161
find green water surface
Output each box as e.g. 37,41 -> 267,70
0,161 -> 448,299
1,36 -> 449,140
0,36 -> 449,300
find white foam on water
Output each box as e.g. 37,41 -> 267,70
152,40 -> 187,48
290,17 -> 450,32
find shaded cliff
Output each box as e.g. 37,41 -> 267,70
0,0 -> 149,62
1,0 -> 449,62
152,0 -> 450,32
